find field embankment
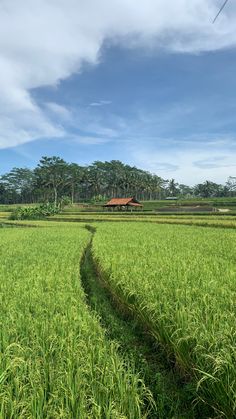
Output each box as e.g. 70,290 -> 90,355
45,212 -> 236,229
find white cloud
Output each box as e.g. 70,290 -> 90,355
89,100 -> 112,107
45,102 -> 71,120
64,105 -> 120,139
71,136 -> 111,145
0,0 -> 236,149
193,156 -> 236,169
131,142 -> 236,185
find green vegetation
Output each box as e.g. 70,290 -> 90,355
2,194 -> 236,218
0,212 -> 10,219
0,226 -> 152,418
1,156 -> 236,206
93,223 -> 236,417
0,204 -> 29,212
9,203 -> 60,220
80,241 -> 195,418
142,197 -> 236,212
1,208 -> 236,417
3,209 -> 236,230
44,212 -> 236,229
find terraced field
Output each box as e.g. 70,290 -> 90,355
47,212 -> 236,229
0,212 -> 10,219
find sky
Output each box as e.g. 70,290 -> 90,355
0,0 -> 236,185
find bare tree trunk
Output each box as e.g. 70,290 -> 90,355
54,187 -> 57,205
71,184 -> 74,204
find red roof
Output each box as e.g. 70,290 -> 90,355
104,197 -> 142,207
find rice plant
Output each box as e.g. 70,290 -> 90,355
93,222 -> 236,417
48,212 -> 236,229
0,225 -> 152,418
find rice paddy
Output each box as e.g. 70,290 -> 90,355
93,223 -> 236,417
0,208 -> 236,418
45,212 -> 236,229
0,226 -> 152,418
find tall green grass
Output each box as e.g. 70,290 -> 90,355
0,226 -> 152,418
93,223 -> 236,417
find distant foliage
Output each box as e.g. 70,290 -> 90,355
1,155 -> 235,205
9,203 -> 60,220
91,194 -> 107,203
59,195 -> 71,208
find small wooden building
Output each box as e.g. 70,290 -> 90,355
104,197 -> 143,211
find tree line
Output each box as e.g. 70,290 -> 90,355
0,156 -> 236,204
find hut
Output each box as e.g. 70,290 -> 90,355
104,197 -> 143,211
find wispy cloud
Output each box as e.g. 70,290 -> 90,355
58,104 -> 120,140
71,135 -> 111,145
193,156 -> 236,169
45,102 -> 71,120
89,100 -> 112,107
128,134 -> 236,185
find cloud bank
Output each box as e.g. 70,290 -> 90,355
0,0 -> 236,149
131,140 -> 236,185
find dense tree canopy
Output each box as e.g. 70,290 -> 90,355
0,156 -> 234,204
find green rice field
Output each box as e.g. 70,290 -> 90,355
0,207 -> 236,418
46,213 -> 236,229
93,223 -> 236,418
0,226 -> 152,418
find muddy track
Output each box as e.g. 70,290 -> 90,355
80,227 -> 207,418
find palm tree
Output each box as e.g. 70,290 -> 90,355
168,178 -> 179,196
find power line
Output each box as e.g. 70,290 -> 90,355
213,0 -> 230,23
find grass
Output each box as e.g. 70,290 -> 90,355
92,222 -> 236,417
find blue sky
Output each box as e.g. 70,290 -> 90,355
0,0 -> 236,185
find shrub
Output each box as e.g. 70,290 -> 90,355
9,203 -> 60,220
